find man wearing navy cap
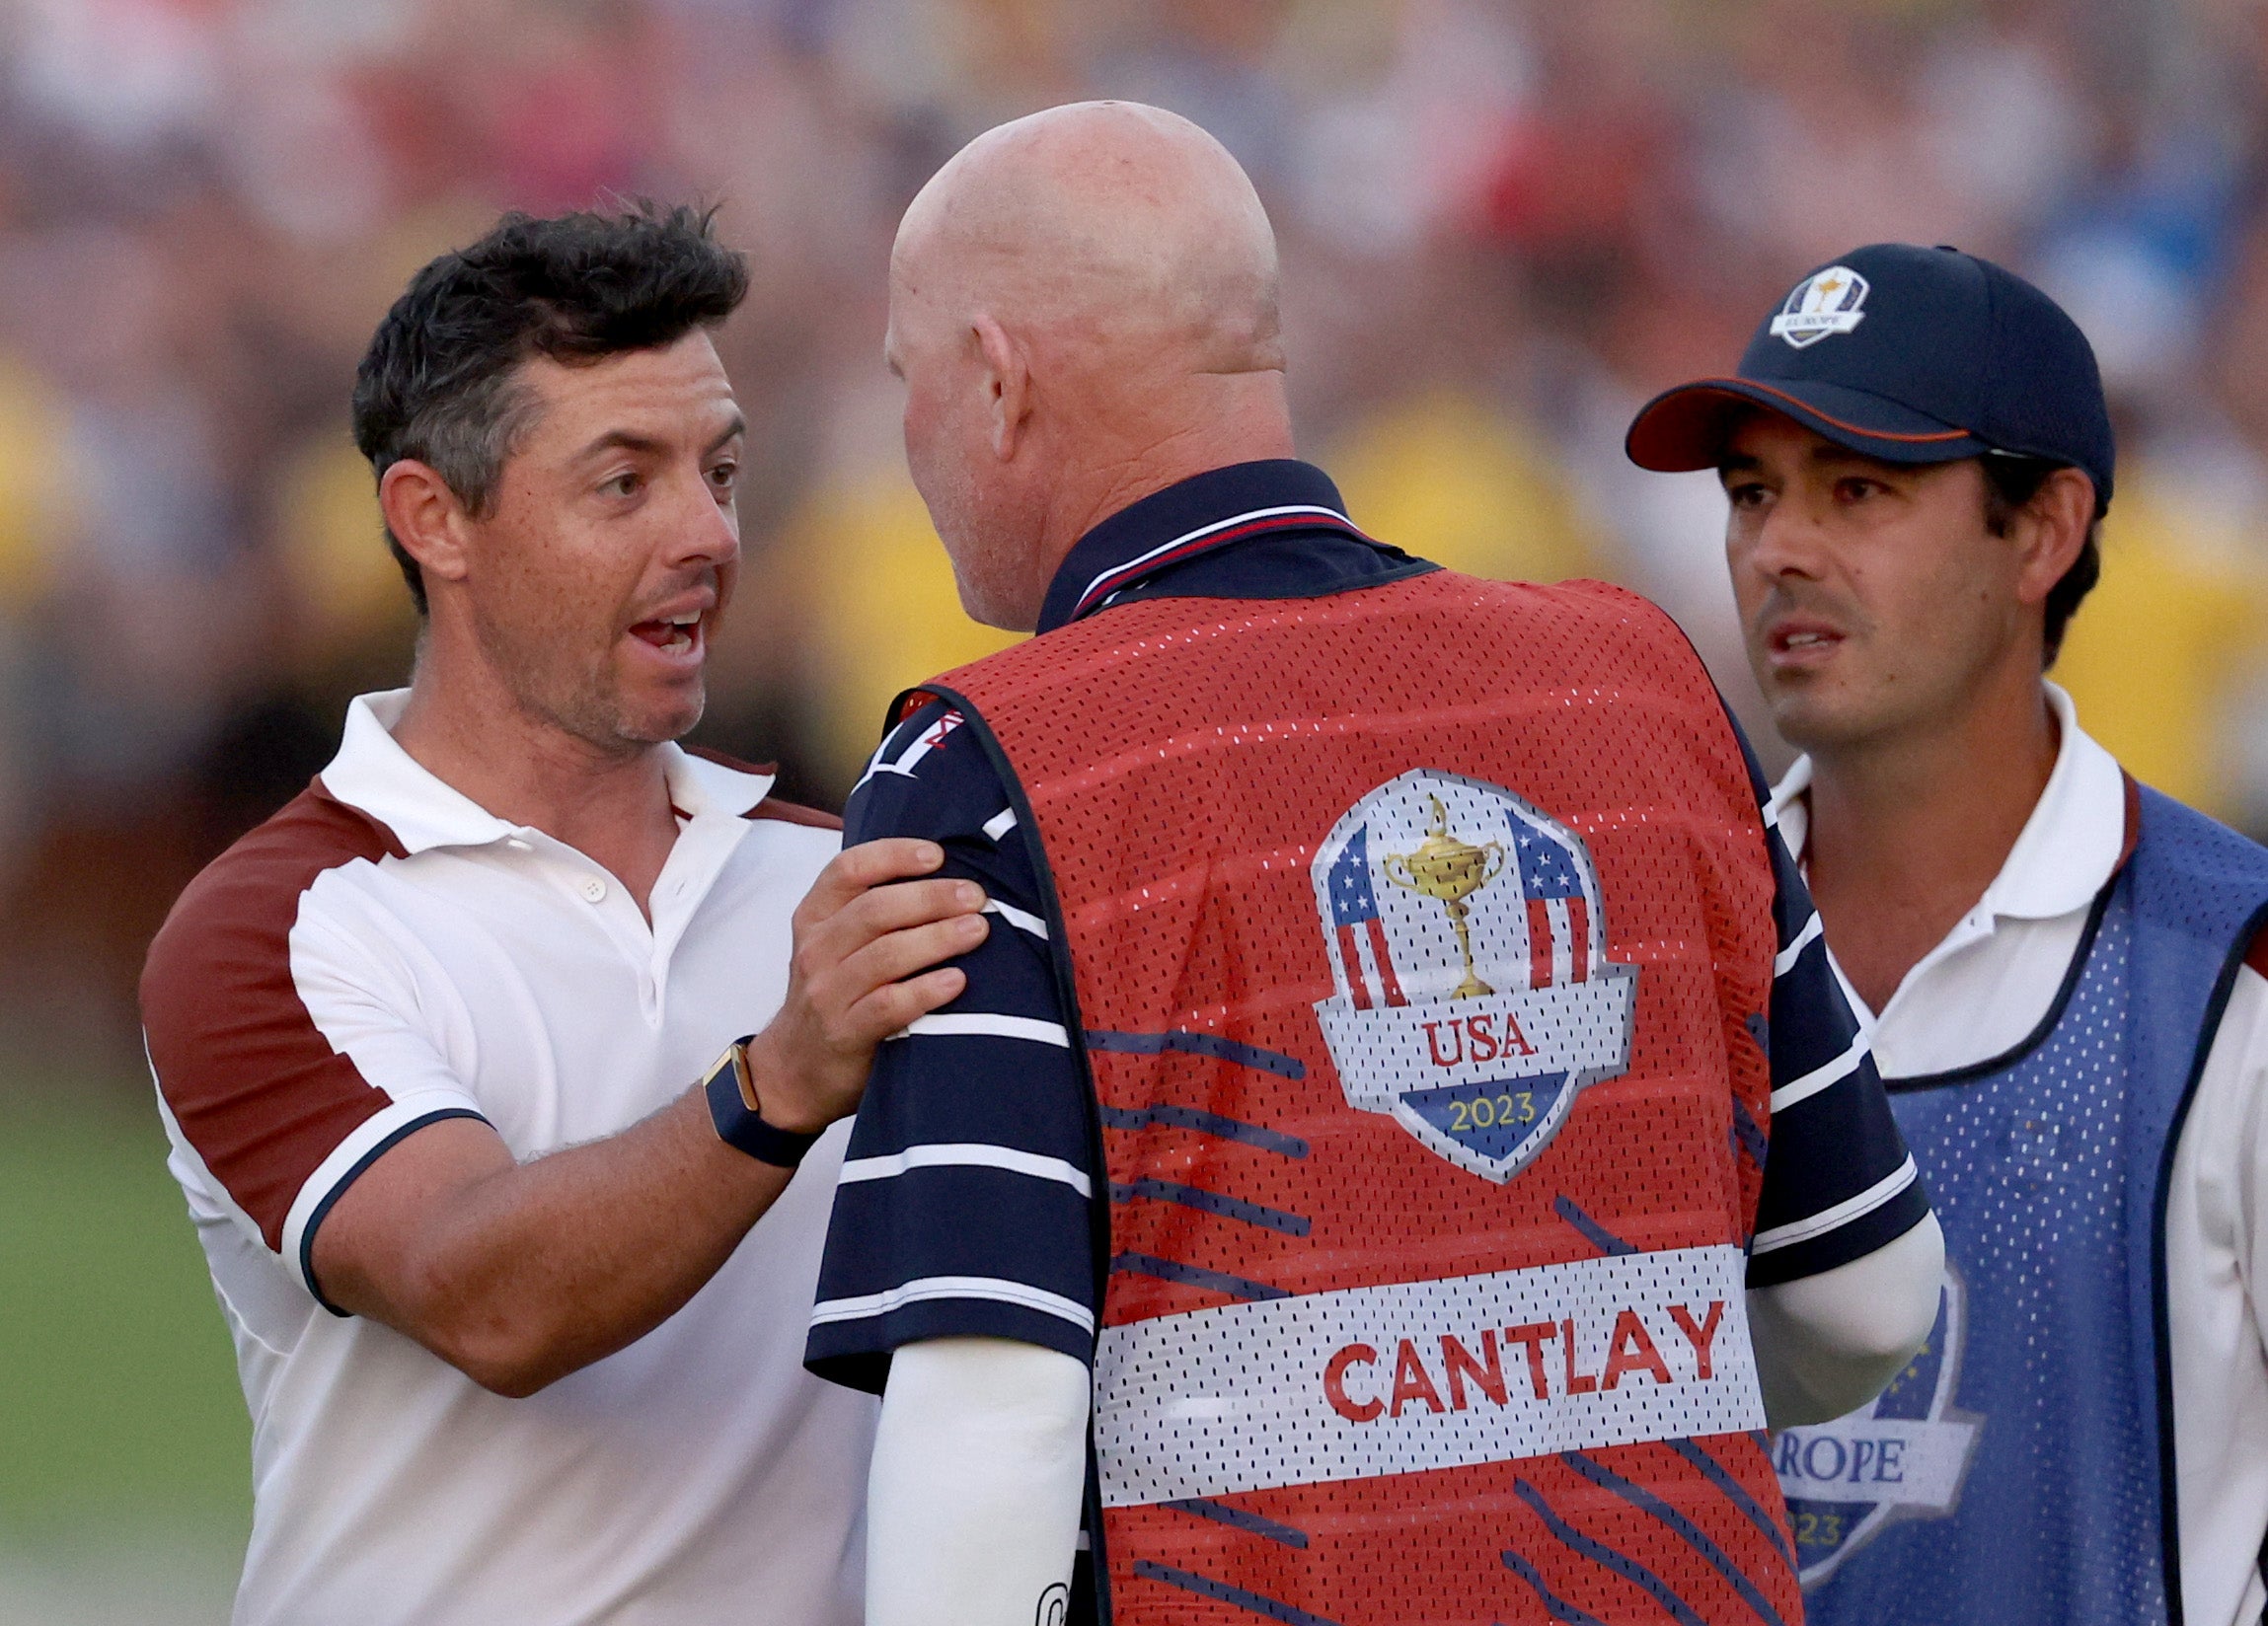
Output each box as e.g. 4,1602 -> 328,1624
1627,242 -> 2268,1625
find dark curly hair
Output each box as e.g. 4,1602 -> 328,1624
351,202 -> 750,613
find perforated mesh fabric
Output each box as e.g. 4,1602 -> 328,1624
1792,786 -> 2268,1619
931,571 -> 1790,1625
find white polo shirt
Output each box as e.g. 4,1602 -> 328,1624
140,690 -> 875,1626
1776,682 -> 2268,1626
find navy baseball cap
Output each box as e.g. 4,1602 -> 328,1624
1625,243 -> 2115,512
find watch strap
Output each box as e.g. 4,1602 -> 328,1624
705,1040 -> 823,1168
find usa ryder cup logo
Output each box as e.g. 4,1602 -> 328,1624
1311,770 -> 1637,1183
1769,264 -> 1870,348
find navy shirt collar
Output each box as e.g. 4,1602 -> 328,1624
1036,460 -> 1376,633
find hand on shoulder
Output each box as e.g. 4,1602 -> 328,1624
748,839 -> 990,1132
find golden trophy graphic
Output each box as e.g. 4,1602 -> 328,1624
1384,794 -> 1506,999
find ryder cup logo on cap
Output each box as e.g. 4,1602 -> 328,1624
1769,264 -> 1871,348
1310,770 -> 1637,1183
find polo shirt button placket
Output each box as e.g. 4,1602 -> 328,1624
145,686 -> 869,1616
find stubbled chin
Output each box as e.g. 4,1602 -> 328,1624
629,688 -> 705,745
1767,686 -> 1885,757
600,662 -> 707,746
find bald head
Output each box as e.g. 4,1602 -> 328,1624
896,101 -> 1283,375
885,103 -> 1297,629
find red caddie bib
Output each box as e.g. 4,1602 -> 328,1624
917,568 -> 1793,1626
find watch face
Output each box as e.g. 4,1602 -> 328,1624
707,1042 -> 740,1086
704,1037 -> 811,1167
727,1044 -> 762,1112
707,1042 -> 759,1113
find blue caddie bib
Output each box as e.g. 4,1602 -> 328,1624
1783,785 -> 2268,1625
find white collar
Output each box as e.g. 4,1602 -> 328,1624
319,689 -> 776,854
1770,681 -> 2128,924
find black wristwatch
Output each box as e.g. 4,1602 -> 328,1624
704,1038 -> 824,1168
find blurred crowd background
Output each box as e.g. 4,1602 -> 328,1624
6,0 -> 2268,1066
5,0 -> 2268,1616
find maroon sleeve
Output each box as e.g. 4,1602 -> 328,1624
141,783 -> 413,1252
751,797 -> 844,831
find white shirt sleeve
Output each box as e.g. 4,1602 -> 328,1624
866,1337 -> 1090,1626
144,855 -> 490,1310
2167,964 -> 2268,1626
1747,1211 -> 1944,1428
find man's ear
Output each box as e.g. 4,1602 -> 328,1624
970,314 -> 1031,461
378,460 -> 476,593
2009,466 -> 2097,609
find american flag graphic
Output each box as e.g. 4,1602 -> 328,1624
1326,829 -> 1406,1009
1512,819 -> 1590,988
1327,808 -> 1596,1001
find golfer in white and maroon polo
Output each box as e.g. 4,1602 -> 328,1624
139,205 -> 988,1625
